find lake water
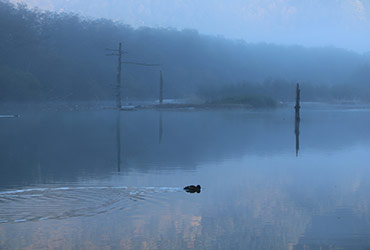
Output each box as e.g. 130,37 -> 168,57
1,103 -> 370,249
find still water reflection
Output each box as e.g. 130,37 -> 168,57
295,116 -> 300,157
1,103 -> 370,249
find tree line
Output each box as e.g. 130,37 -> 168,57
1,0 -> 370,103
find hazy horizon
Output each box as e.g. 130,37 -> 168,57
3,1 -> 370,249
9,0 -> 370,53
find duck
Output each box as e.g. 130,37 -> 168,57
184,185 -> 201,193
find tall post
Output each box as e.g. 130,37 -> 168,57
106,43 -> 159,108
294,83 -> 301,157
116,43 -> 122,109
295,83 -> 300,121
159,71 -> 164,104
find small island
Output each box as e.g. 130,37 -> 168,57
127,94 -> 278,111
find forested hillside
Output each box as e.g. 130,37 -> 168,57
1,1 -> 370,103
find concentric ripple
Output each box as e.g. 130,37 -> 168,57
0,186 -> 182,224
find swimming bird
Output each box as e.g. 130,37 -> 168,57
184,185 -> 201,193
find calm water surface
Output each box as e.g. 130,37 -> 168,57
1,103 -> 370,249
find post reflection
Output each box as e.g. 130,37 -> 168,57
295,118 -> 300,157
159,112 -> 163,144
116,111 -> 121,172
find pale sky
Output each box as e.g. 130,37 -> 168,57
11,0 -> 370,53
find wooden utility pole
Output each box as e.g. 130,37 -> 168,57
116,43 -> 123,109
159,71 -> 164,104
106,42 -> 160,110
106,43 -> 125,109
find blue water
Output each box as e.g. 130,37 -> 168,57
0,103 -> 370,249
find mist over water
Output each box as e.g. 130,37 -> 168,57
2,0 -> 370,249
2,1 -> 370,106
1,104 -> 370,249
10,0 -> 370,52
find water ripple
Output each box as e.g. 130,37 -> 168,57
0,186 -> 182,224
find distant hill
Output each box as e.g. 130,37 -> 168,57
1,1 -> 370,102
